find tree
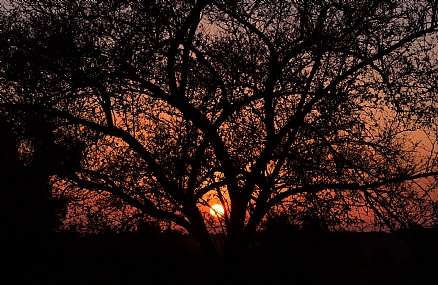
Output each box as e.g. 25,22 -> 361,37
1,0 -> 438,279
0,108 -> 81,282
0,112 -> 63,234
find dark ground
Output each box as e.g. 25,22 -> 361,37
2,224 -> 438,285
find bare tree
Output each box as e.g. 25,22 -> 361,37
1,0 -> 438,277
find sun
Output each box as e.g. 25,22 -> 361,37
209,204 -> 225,217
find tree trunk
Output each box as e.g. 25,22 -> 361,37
219,228 -> 252,283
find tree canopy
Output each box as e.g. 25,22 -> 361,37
1,0 -> 438,273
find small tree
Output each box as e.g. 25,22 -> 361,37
0,108 -> 82,237
1,0 -> 438,277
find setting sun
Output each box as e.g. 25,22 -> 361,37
209,204 -> 225,217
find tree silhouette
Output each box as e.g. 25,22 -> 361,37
1,0 -> 438,278
0,109 -> 79,282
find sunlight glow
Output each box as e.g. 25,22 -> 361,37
209,204 -> 225,217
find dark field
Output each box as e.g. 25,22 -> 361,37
3,226 -> 437,285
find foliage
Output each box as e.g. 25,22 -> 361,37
0,112 -> 69,236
